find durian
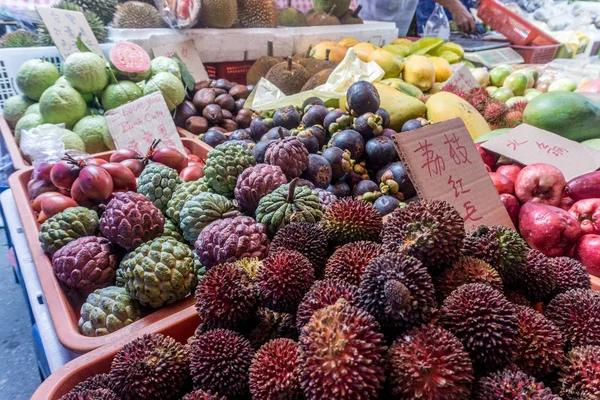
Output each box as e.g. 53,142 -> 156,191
237,0 -> 278,28
200,0 -> 237,28
72,0 -> 118,24
0,29 -> 38,48
112,1 -> 166,29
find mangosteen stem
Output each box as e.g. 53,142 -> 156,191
286,57 -> 292,71
267,41 -> 273,57
328,4 -> 336,16
305,45 -> 312,58
287,178 -> 299,203
325,49 -> 331,61
353,5 -> 362,18
277,127 -> 285,140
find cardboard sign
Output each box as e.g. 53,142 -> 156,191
442,63 -> 480,92
392,118 -> 514,230
481,124 -> 600,181
153,39 -> 208,81
104,92 -> 185,155
36,7 -> 104,59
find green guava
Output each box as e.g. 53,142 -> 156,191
16,59 -> 60,101
73,115 -> 111,153
150,56 -> 182,80
39,84 -> 87,129
489,65 -> 512,87
503,73 -> 528,96
143,72 -> 185,111
14,113 -> 44,144
3,95 -> 35,128
101,81 -> 143,111
62,52 -> 109,93
492,87 -> 514,102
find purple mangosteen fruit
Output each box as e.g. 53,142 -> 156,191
301,154 -> 332,189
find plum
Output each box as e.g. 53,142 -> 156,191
329,129 -> 364,160
519,202 -> 581,256
346,81 -> 380,116
301,154 -> 332,189
322,147 -> 353,181
515,163 -> 566,207
365,136 -> 397,171
373,195 -> 401,216
273,105 -> 301,129
302,105 -> 329,127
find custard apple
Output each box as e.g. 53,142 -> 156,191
179,193 -> 241,243
194,216 -> 270,269
137,163 -> 181,212
162,218 -> 185,242
165,178 -> 212,225
117,237 -> 196,308
234,163 -> 287,216
52,236 -> 119,291
39,206 -> 99,255
78,286 -> 141,337
264,134 -> 309,179
255,179 -> 323,236
100,192 -> 164,251
203,142 -> 256,197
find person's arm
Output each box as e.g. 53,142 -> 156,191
436,0 -> 477,33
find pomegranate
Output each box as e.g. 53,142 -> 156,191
101,163 -> 137,191
179,166 -> 204,181
110,149 -> 140,163
78,165 -> 114,200
120,159 -> 144,177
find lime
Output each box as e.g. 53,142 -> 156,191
39,84 -> 87,129
14,113 -> 44,144
3,95 -> 35,128
24,103 -> 41,115
101,81 -> 143,111
150,56 -> 182,80
489,66 -> 512,87
143,72 -> 185,111
62,52 -> 109,93
16,59 -> 60,101
503,73 -> 528,96
492,87 -> 514,102
73,115 -> 112,153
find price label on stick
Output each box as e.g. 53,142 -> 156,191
442,63 -> 479,92
104,92 -> 186,155
392,118 -> 514,230
481,124 -> 600,181
153,39 -> 209,82
36,6 -> 104,59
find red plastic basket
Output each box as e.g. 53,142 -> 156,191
204,61 -> 255,85
510,44 -> 560,64
478,0 -> 558,46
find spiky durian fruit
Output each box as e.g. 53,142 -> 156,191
112,1 -> 166,29
545,289 -> 600,349
358,253 -> 436,332
474,369 -> 561,400
72,0 -> 117,24
439,283 -> 519,372
435,256 -> 503,300
323,241 -> 384,286
296,279 -> 358,330
462,225 -> 528,285
0,29 -> 38,48
387,324 -> 474,399
249,338 -> 302,399
110,333 -> 189,400
237,0 -> 278,28
560,345 -> 600,399
381,199 -> 465,271
38,1 -> 106,45
298,299 -> 386,399
513,305 -> 564,378
319,198 -> 382,247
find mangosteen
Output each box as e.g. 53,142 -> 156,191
329,129 -> 365,160
346,81 -> 380,116
273,105 -> 301,129
327,181 -> 351,198
324,109 -> 353,134
174,100 -> 197,128
376,108 -> 391,128
401,119 -> 423,132
301,154 -> 332,189
307,124 -> 327,148
365,136 -> 398,171
295,179 -> 316,190
352,179 -> 380,200
341,164 -> 369,187
261,127 -> 290,141
202,130 -> 227,147
302,105 -> 329,127
249,117 -> 271,141
302,96 -> 325,110
207,126 -> 227,134
373,195 -> 401,216
381,128 -> 397,139
252,139 -> 273,163
322,147 -> 353,181
353,112 -> 384,141
229,129 -> 252,141
376,161 -> 416,201
296,130 -> 319,154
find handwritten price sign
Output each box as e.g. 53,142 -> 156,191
392,118 -> 514,230
153,39 -> 208,81
104,92 -> 185,155
481,124 -> 600,181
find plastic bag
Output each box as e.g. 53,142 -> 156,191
423,4 -> 450,41
20,124 -> 86,167
156,0 -> 201,29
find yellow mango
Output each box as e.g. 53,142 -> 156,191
430,56 -> 452,82
339,37 -> 359,48
372,82 -> 427,130
380,78 -> 424,98
368,49 -> 404,79
426,92 -> 491,140
403,55 -> 435,92
309,41 -> 348,63
353,42 -> 380,62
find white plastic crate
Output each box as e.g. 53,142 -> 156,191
0,43 -> 114,112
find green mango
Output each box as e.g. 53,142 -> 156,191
474,128 -> 511,143
380,78 -> 424,98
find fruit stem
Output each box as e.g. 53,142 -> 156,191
286,57 -> 292,71
353,5 -> 362,18
277,127 -> 286,140
142,139 -> 162,165
325,49 -> 331,61
328,4 -> 336,16
287,178 -> 298,203
305,45 -> 312,58
267,41 -> 273,57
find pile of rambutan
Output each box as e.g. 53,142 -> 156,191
58,199 -> 600,400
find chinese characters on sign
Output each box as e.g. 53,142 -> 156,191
153,39 -> 209,81
36,7 -> 104,59
481,124 -> 600,181
392,118 -> 514,230
104,92 -> 186,155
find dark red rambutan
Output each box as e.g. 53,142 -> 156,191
182,390 -> 225,400
189,329 -> 254,398
560,345 -> 600,399
469,93 -> 490,114
248,308 -> 297,349
249,338 -> 302,400
442,84 -> 469,100
435,256 -> 503,300
296,279 -> 359,330
269,222 -> 328,276
358,253 -> 436,332
387,324 -> 474,399
439,283 -> 519,372
504,110 -> 523,128
194,263 -> 258,329
549,257 -> 591,297
545,289 -> 600,349
110,333 -> 189,400
474,369 -> 561,400
323,241 -> 383,286
513,305 -> 564,378
298,299 -> 386,400
511,249 -> 556,303
318,198 -> 383,246
60,389 -> 118,400
510,100 -> 528,113
483,100 -> 509,124
256,250 -> 315,313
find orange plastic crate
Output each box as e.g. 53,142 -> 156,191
510,43 -> 560,64
205,61 -> 255,85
